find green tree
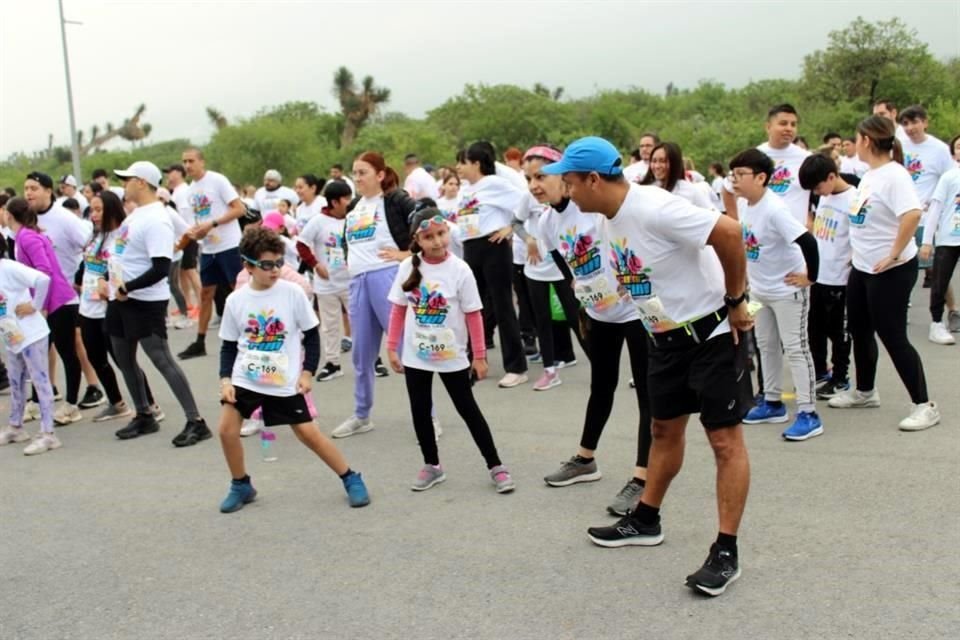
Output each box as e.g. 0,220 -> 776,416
333,67 -> 391,148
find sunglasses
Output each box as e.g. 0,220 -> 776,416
242,255 -> 285,271
417,215 -> 447,231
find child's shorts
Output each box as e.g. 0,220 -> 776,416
224,386 -> 312,427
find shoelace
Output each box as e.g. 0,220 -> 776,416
616,482 -> 641,499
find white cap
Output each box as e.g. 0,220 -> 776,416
264,169 -> 282,182
114,161 -> 162,188
156,187 -> 172,202
60,174 -> 78,187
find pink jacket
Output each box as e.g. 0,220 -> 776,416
14,226 -> 77,313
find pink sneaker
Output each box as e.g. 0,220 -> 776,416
533,371 -> 561,391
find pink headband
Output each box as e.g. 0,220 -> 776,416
523,146 -> 563,163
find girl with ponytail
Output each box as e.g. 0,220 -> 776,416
385,207 -> 515,494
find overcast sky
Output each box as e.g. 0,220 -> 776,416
1,0 -> 957,157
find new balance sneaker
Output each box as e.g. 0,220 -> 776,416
0,426 -> 30,445
22,401 -> 40,423
490,465 -> 516,493
782,411 -> 824,441
172,418 -> 212,447
898,402 -> 940,432
374,358 -> 389,378
240,418 -> 263,437
928,321 -> 955,345
316,363 -> 343,382
607,479 -> 644,516
497,373 -> 528,388
411,464 -> 446,491
332,415 -> 373,438
828,388 -> 880,409
544,456 -> 602,487
340,337 -> 353,353
115,414 -> 160,440
53,404 -> 83,426
23,432 -> 62,456
342,471 -> 370,507
816,378 -> 849,400
93,402 -> 134,422
532,371 -> 561,391
587,514 -> 663,548
948,310 -> 960,333
78,385 -> 105,409
220,479 -> 257,513
742,399 -> 789,424
685,544 -> 741,597
177,341 -> 206,360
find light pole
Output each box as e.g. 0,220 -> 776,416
58,0 -> 83,183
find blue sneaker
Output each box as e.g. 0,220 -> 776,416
220,480 -> 257,513
783,411 -> 824,441
743,399 -> 789,424
342,471 -> 370,507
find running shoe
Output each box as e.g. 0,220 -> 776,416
115,414 -> 160,440
742,399 -> 789,424
374,358 -> 389,377
411,464 -> 446,491
332,415 -> 373,438
316,363 -> 343,382
342,471 -> 371,507
828,389 -> 880,409
815,372 -> 832,391
544,456 -> 602,487
928,322 -> 955,345
23,432 -> 62,456
151,404 -> 165,422
172,418 -> 212,447
0,426 -> 30,445
555,358 -> 577,369
53,404 -> 83,426
177,341 -> 206,360
22,401 -> 40,423
607,478 -> 644,516
816,378 -> 849,400
587,514 -> 663,548
497,373 -> 528,388
220,480 -> 257,513
78,385 -> 105,409
898,402 -> 940,432
685,544 -> 741,597
948,310 -> 960,333
489,465 -> 516,493
782,411 -> 824,441
173,316 -> 194,330
532,371 -> 561,391
240,419 -> 263,437
93,403 -> 134,422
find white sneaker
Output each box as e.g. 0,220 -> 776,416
240,418 -> 263,437
173,316 -> 194,330
0,426 -> 30,445
22,401 -> 41,423
898,402 -> 940,431
331,415 -> 373,438
24,432 -> 62,456
54,403 -> 83,425
928,322 -> 955,345
498,373 -> 529,388
828,389 -> 881,409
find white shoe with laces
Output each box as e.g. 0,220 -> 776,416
332,415 -> 373,438
928,322 -> 955,345
898,402 -> 940,431
24,432 -> 62,456
827,388 -> 881,409
0,426 -> 31,445
240,418 -> 263,437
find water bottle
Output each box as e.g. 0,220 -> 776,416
260,426 -> 278,462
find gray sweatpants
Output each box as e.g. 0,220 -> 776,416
753,289 -> 817,413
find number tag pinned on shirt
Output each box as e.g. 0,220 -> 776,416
457,214 -> 481,240
240,350 -> 289,386
633,295 -> 679,334
0,316 -> 25,350
574,274 -> 619,311
414,327 -> 457,362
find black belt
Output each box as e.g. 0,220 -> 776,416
648,306 -> 728,350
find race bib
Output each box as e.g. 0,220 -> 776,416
457,213 -> 481,240
82,273 -> 103,303
414,327 -> 457,362
950,211 -> 960,237
633,295 -> 680,334
327,247 -> 345,268
0,316 -> 25,350
108,259 -> 124,290
240,350 -> 289,387
574,274 -> 619,311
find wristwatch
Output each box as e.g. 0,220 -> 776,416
117,284 -> 128,296
211,219 -> 220,228
723,292 -> 747,308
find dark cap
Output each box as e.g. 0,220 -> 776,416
163,163 -> 186,175
25,171 -> 54,189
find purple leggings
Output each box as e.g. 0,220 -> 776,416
7,337 -> 55,433
348,266 -> 398,419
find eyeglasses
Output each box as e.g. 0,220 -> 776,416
729,171 -> 756,182
417,215 -> 447,231
242,255 -> 285,271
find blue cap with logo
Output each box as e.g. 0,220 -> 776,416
541,136 -> 623,176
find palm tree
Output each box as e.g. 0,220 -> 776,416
533,82 -> 564,101
207,106 -> 229,130
333,66 -> 390,147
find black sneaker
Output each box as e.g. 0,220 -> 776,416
816,378 -> 850,400
115,413 -> 161,440
172,418 -> 212,447
523,338 -> 538,357
374,357 -> 389,378
587,514 -> 664,548
316,363 -> 344,382
685,544 -> 741,596
177,341 -> 206,360
78,385 -> 105,409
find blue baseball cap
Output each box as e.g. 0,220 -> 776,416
541,136 -> 623,176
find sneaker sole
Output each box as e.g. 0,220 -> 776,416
173,429 -> 212,448
498,378 -> 529,389
742,414 -> 790,425
317,371 -> 345,382
411,474 -> 447,491
220,490 -> 257,513
544,470 -> 602,487
533,380 -> 562,391
898,418 -> 940,432
782,426 -> 824,441
495,483 -> 516,494
827,401 -> 881,409
239,428 -> 261,437
686,567 -> 741,596
53,414 -> 84,426
587,532 -> 664,548
78,398 -> 106,409
117,424 -> 160,440
332,423 -> 374,439
93,410 -> 134,423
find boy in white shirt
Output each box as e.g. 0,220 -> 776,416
731,149 -> 823,441
920,167 -> 960,344
756,104 -> 812,225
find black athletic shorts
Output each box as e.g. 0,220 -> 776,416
647,331 -> 753,429
106,299 -> 168,340
181,240 -> 199,270
200,247 -> 242,288
223,386 -> 312,427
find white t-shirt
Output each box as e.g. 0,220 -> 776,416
254,185 -> 300,215
811,188 -> 855,286
539,199 -> 638,324
189,171 -> 241,254
839,155 -> 870,178
108,186 -> 125,200
901,135 -> 954,207
37,202 -> 92,281
294,197 -> 326,235
496,162 -> 529,191
600,184 -> 728,336
404,167 -> 440,200
456,174 -> 525,240
756,142 -> 812,224
517,199 -> 563,282
739,190 -> 808,299
220,279 -> 319,397
344,195 -> 397,276
436,195 -> 460,219
114,201 -> 174,302
672,180 -> 715,210
0,259 -> 50,354
57,192 -> 89,213
300,213 -> 350,294
80,231 -> 115,319
923,168 -> 960,247
166,204 -> 189,262
170,182 -> 193,225
623,161 -> 649,184
849,162 -> 921,273
388,254 -> 483,373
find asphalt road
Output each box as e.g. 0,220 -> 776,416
1,286 -> 958,640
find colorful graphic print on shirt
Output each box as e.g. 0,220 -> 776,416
609,239 -> 652,298
768,163 -> 793,194
0,293 -> 25,348
742,223 -> 762,261
849,197 -> 871,227
904,153 -> 923,183
345,208 -> 378,243
813,212 -> 840,242
191,193 -> 213,219
325,230 -> 345,267
242,309 -> 288,385
560,228 -> 602,277
952,193 -> 960,236
406,281 -> 456,362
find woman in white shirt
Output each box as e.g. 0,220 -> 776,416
639,142 -> 715,209
828,115 -> 939,431
293,174 -> 327,235
435,173 -> 461,219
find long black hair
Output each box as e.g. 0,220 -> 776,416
5,197 -> 38,230
401,202 -> 443,292
95,190 -> 127,256
298,173 -> 326,200
457,141 -> 497,176
640,142 -> 685,192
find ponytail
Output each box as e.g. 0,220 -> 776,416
856,115 -> 904,165
891,138 -> 904,166
357,151 -> 400,193
401,238 -> 423,292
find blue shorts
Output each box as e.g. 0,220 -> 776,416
200,247 -> 242,287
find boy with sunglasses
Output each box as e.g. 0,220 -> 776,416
216,226 -> 370,513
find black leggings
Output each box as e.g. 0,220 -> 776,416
404,366 -> 501,469
930,245 -> 960,322
45,304 -> 82,405
464,238 -> 525,374
111,334 -> 199,419
847,259 -> 928,403
169,261 -> 187,315
79,315 -> 154,406
808,283 -> 850,382
580,318 -> 652,468
526,278 -> 588,367
512,264 -> 536,344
